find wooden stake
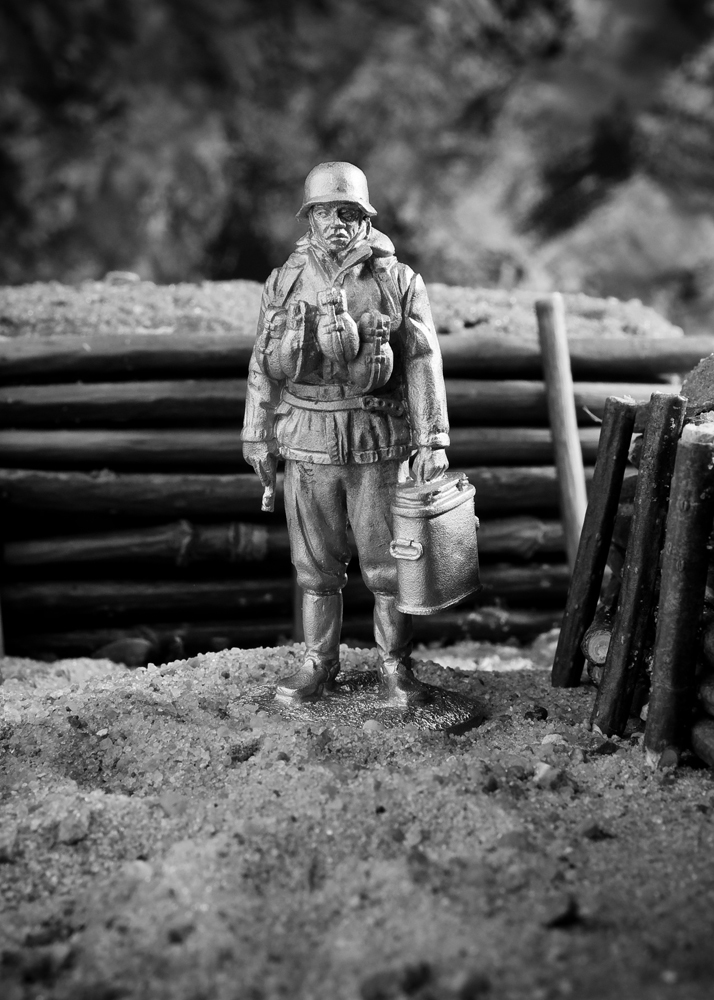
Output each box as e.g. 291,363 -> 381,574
536,294 -> 588,570
644,424 -> 714,758
551,396 -> 637,687
591,392 -> 686,736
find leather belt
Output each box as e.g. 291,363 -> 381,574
282,388 -> 405,417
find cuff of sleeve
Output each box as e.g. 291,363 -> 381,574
241,427 -> 277,445
413,434 -> 450,449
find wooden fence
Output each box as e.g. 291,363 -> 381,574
1,322 -> 712,664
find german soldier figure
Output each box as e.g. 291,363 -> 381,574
242,162 -> 450,703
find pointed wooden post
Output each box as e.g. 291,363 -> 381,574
536,293 -> 588,571
591,392 -> 686,736
644,424 -> 714,760
551,396 -> 637,687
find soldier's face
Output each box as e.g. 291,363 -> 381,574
310,203 -> 364,251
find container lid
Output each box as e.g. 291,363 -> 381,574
392,472 -> 475,517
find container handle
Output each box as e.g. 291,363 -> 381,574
389,539 -> 424,561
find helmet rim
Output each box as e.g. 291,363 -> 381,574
296,161 -> 377,220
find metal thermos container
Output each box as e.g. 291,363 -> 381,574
389,472 -> 481,614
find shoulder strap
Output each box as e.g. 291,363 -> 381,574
369,256 -> 402,324
272,254 -> 307,307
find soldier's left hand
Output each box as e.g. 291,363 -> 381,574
412,447 -> 449,483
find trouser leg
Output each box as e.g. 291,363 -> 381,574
344,460 -> 414,669
278,461 -> 349,698
373,593 -> 413,666
302,592 -> 342,673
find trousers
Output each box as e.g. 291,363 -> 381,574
283,458 -> 413,668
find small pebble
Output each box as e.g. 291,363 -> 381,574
363,719 -> 384,733
456,970 -> 492,999
533,763 -> 564,790
578,821 -> 615,841
541,893 -> 581,928
57,805 -> 91,845
658,747 -> 679,770
0,823 -> 19,863
524,704 -> 548,722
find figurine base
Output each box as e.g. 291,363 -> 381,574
264,667 -> 486,734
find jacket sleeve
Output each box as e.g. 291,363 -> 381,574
241,274 -> 282,448
400,269 -> 450,449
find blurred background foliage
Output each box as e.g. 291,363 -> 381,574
2,0 -> 714,331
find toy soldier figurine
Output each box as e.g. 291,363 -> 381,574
242,162 -> 450,704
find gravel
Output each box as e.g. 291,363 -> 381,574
2,635 -> 714,999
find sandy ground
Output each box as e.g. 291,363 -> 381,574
2,636 -> 713,1000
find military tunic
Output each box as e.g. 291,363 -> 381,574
242,227 -> 449,669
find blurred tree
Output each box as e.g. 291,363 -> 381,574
0,0 -> 573,283
1,0 -> 714,339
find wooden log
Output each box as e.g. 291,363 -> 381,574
591,392 -> 686,737
682,353 -> 714,419
438,334 -> 714,379
447,427 -> 600,466
644,424 -> 714,758
0,426 -> 601,469
2,331 -> 710,382
475,562 -> 570,605
536,294 -> 587,569
691,718 -> 714,769
0,429 -> 245,469
477,516 -> 564,559
2,562 -> 570,620
699,673 -> 714,718
2,578 -> 294,618
4,607 -> 562,660
0,469 -> 274,517
0,333 -> 255,383
582,606 -> 614,668
0,467 -> 595,516
446,380 -> 677,427
551,397 -> 638,687
0,379 -> 676,428
3,521 -> 291,567
460,466 -> 592,512
3,515 -> 561,568
0,380 -> 245,427
702,618 -> 714,671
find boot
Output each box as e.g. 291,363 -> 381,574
275,657 -> 338,702
275,591 -> 343,701
378,657 -> 430,706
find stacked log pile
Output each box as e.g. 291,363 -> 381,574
0,278 -> 704,664
553,355 -> 714,769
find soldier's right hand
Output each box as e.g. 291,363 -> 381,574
242,442 -> 277,484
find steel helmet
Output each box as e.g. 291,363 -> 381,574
296,162 -> 377,220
